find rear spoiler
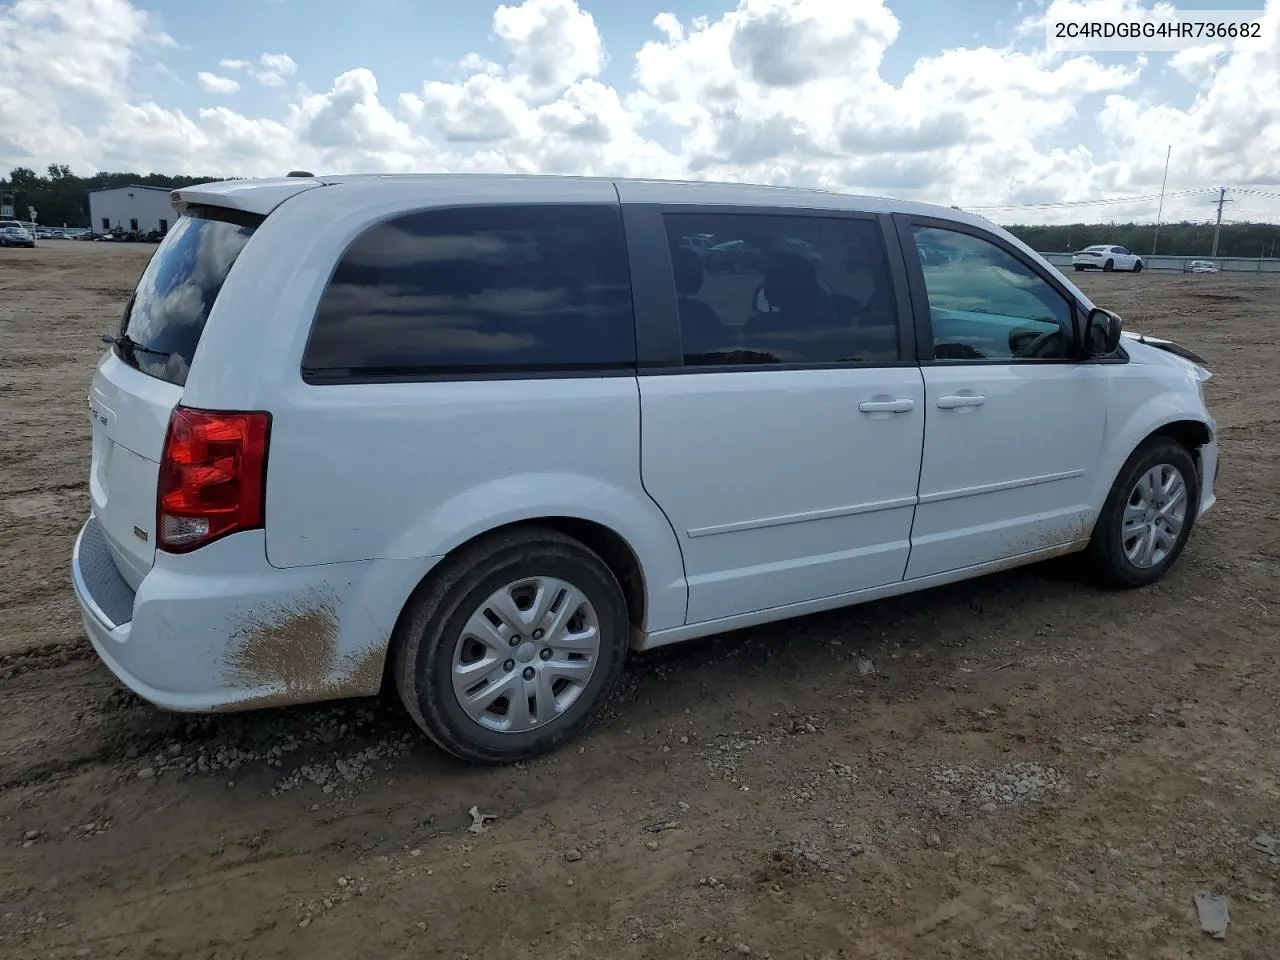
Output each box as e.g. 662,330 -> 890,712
169,176 -> 327,218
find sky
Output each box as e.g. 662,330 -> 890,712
1,0 -> 1278,225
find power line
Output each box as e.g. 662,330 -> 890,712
964,185 -> 1280,212
1232,188 -> 1280,201
968,188 -> 1208,210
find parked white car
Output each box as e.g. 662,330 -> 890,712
72,174 -> 1219,763
1073,244 -> 1143,272
1184,260 -> 1220,274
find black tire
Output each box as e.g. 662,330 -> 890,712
1103,259 -> 1115,272
1086,436 -> 1199,589
1074,265 -> 1085,272
1133,260 -> 1143,273
391,526 -> 630,764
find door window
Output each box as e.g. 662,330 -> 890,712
304,204 -> 635,380
661,213 -> 901,366
910,225 -> 1075,362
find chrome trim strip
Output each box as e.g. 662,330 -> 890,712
917,469 -> 1085,505
686,495 -> 919,539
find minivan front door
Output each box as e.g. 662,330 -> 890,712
629,204 -> 925,624
896,217 -> 1108,579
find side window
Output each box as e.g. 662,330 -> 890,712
660,213 -> 900,367
910,225 -> 1074,362
303,204 -> 635,379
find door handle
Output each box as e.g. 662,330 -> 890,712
858,398 -> 915,413
936,394 -> 986,409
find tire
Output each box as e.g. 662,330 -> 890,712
1133,261 -> 1143,273
1103,259 -> 1115,272
1086,436 -> 1199,589
1074,265 -> 1085,272
391,525 -> 630,764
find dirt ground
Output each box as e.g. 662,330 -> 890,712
1,241 -> 1277,960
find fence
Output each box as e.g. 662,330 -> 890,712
1039,252 -> 1280,274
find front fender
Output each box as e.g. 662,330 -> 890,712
1090,390 -> 1214,512
386,472 -> 688,633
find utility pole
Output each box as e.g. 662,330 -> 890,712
1152,145 -> 1171,255
1210,187 -> 1231,257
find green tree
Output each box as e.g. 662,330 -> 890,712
3,164 -> 223,227
1003,220 -> 1280,259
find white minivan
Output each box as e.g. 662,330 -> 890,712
72,174 -> 1219,763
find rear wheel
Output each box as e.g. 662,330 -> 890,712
1103,259 -> 1115,272
392,526 -> 630,764
1074,264 -> 1085,272
1086,437 -> 1199,588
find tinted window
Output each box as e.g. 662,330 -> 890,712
303,204 -> 635,379
910,226 -> 1074,362
661,214 -> 900,366
120,214 -> 256,386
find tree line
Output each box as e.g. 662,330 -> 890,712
1007,220 -> 1280,259
1,165 -> 222,230
4,164 -> 1278,258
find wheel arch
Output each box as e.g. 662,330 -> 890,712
1149,418 -> 1212,452
1091,414 -> 1214,520
1085,418 -> 1207,588
380,516 -> 656,696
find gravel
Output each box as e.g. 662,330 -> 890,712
697,712 -> 826,787
116,705 -> 417,801
924,761 -> 1066,813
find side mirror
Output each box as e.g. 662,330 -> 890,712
1084,307 -> 1123,356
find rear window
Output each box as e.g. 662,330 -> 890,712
118,213 -> 256,386
302,203 -> 635,381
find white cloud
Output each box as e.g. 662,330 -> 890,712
491,0 -> 605,95
256,52 -> 298,87
214,52 -> 298,86
0,0 -> 1277,225
196,71 -> 240,94
1167,44 -> 1226,85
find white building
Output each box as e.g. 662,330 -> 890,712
88,185 -> 176,234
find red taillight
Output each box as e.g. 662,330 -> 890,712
157,405 -> 271,553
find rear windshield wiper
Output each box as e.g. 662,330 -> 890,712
101,333 -> 171,359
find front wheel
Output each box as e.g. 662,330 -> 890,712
1133,260 -> 1143,273
1086,437 -> 1199,588
392,526 -> 630,764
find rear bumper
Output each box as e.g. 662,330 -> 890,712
72,515 -> 439,712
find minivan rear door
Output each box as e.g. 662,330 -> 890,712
88,211 -> 258,590
618,191 -> 927,625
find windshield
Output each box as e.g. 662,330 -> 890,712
118,213 -> 256,386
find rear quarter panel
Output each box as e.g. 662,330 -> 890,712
178,180 -> 689,635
